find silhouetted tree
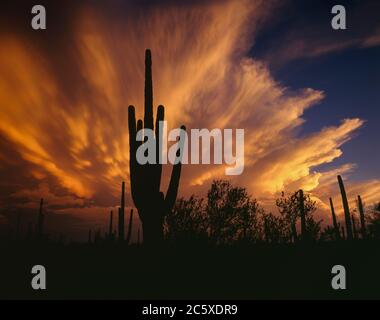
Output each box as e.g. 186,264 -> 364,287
165,196 -> 207,243
206,180 -> 261,244
261,212 -> 288,244
276,190 -> 320,242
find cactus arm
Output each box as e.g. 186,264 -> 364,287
164,163 -> 182,215
154,105 -> 165,191
144,49 -> 154,130
128,105 -> 141,207
164,126 -> 186,214
128,105 -> 137,152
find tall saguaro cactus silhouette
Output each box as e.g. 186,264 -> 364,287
128,49 -> 186,245
329,197 -> 341,240
337,175 -> 353,240
357,195 -> 366,239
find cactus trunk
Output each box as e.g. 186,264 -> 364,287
358,195 -> 366,239
329,197 -> 341,240
337,175 -> 353,240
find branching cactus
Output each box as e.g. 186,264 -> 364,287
128,49 -> 186,245
337,175 -> 353,240
357,195 -> 366,239
329,197 -> 341,240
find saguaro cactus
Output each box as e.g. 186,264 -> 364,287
126,209 -> 134,245
37,198 -> 44,239
128,49 -> 186,245
118,182 -> 125,242
357,195 -> 366,239
337,175 -> 353,240
299,189 -> 307,241
329,197 -> 341,240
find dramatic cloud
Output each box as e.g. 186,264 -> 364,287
0,0 -> 378,238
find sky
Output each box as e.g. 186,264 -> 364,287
0,0 -> 379,240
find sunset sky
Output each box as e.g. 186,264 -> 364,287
0,0 -> 379,240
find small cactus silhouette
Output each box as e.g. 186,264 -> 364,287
128,49 -> 186,245
337,175 -> 353,240
329,197 -> 341,240
126,209 -> 134,245
357,195 -> 366,239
